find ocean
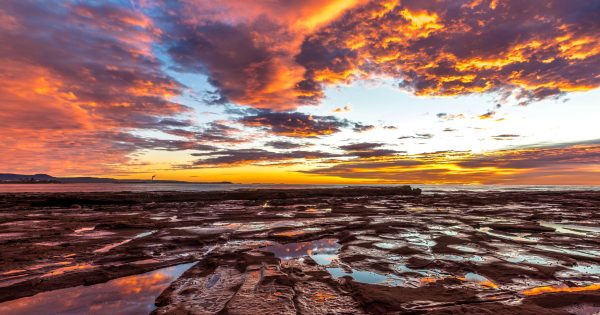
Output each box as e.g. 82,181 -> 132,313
0,183 -> 598,193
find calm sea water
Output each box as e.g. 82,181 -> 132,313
0,183 -> 598,193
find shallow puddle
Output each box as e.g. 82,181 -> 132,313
0,263 -> 195,315
534,245 -> 600,259
569,263 -> 600,275
397,231 -> 436,247
557,263 -> 600,279
436,254 -> 487,263
93,230 -> 157,254
446,244 -> 480,253
478,227 -> 538,243
326,267 -> 404,286
540,222 -> 600,236
497,249 -> 562,266
395,264 -> 441,277
460,272 -> 498,289
373,242 -> 399,250
262,238 -> 341,265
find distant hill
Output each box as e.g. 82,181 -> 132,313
0,173 -> 232,184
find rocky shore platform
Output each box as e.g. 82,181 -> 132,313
0,186 -> 599,314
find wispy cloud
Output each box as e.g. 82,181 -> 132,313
302,140 -> 600,184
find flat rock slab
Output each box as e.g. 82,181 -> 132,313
225,268 -> 296,315
294,281 -> 365,315
153,264 -> 245,314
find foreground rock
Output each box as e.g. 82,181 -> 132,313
0,187 -> 599,314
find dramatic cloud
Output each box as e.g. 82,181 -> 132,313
1,1 -> 598,184
0,1 -> 190,174
238,109 -> 352,137
150,0 -> 600,109
297,0 -> 600,105
152,0 -> 366,110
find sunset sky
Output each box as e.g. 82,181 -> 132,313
1,0 -> 599,184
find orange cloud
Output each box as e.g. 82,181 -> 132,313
156,0 -> 367,110
478,111 -> 496,120
333,105 -> 352,113
297,0 -> 600,105
0,2 -> 190,175
2,1 -> 598,182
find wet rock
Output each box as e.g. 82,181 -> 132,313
390,246 -> 423,256
224,268 -> 296,315
406,256 -> 433,269
153,264 -> 245,315
487,223 -> 555,233
294,281 -> 365,314
1,188 -> 599,314
349,282 -> 481,313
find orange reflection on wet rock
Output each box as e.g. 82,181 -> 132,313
41,263 -> 95,278
313,291 -> 337,303
521,283 -> 600,296
0,263 -> 194,315
273,230 -> 307,237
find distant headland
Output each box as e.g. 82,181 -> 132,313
0,173 -> 232,184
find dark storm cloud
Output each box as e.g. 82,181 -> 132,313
237,109 -> 352,137
339,142 -> 384,151
265,141 -> 311,149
